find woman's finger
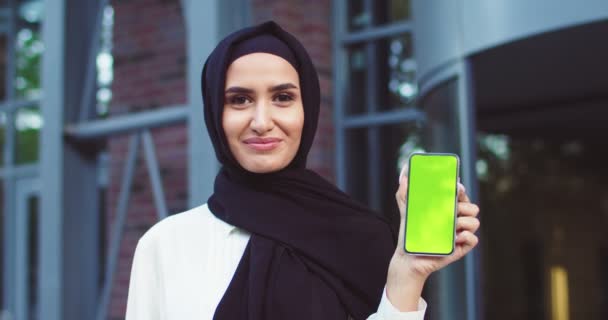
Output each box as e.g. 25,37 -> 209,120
457,202 -> 480,217
456,216 -> 480,233
455,230 -> 479,249
395,165 -> 408,219
457,183 -> 470,203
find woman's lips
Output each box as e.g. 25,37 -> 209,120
243,137 -> 282,151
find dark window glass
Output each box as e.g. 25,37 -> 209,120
348,0 -> 411,31
345,123 -> 423,232
478,135 -> 608,319
14,104 -> 40,164
347,0 -> 369,32
27,194 -> 38,318
377,123 -> 421,220
418,78 -> 460,153
345,128 -> 369,204
374,0 -> 411,26
345,44 -> 368,115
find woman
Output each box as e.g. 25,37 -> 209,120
126,21 -> 480,320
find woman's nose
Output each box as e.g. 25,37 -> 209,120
250,102 -> 274,134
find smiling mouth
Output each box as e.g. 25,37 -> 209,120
243,138 -> 283,152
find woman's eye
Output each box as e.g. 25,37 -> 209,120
274,93 -> 294,103
229,95 -> 251,105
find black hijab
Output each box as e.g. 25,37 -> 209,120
201,21 -> 396,320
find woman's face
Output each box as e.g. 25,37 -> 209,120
223,53 -> 304,173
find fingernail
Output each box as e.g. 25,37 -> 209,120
458,183 -> 466,193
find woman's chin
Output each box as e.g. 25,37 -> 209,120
242,160 -> 287,174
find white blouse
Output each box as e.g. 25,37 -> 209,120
125,203 -> 427,319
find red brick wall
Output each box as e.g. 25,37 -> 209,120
251,0 -> 335,182
107,0 -> 187,318
108,0 -> 334,318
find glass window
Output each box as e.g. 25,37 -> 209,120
344,128 -> 369,203
348,0 -> 411,31
376,33 -> 417,111
15,0 -> 43,100
0,33 -> 7,101
347,0 -> 369,32
341,0 -> 419,229
345,44 -> 368,115
345,33 -> 417,115
373,0 -> 411,26
14,105 -> 40,164
345,123 -> 423,230
27,194 -> 38,318
418,78 -> 460,153
377,123 -> 422,217
478,134 -> 608,319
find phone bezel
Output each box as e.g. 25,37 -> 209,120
403,152 -> 460,256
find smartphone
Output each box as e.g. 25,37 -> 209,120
403,153 -> 460,256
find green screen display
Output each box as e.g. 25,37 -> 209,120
404,153 -> 459,255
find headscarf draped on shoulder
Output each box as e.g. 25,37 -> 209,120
201,20 -> 396,320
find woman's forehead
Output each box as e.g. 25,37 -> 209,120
225,53 -> 300,87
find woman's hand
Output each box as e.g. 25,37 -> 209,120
385,167 -> 480,311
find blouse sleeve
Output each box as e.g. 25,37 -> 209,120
125,231 -> 162,320
366,286 -> 427,320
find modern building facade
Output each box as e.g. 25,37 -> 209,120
1,0 -> 607,319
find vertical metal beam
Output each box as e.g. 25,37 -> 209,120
39,0 -> 66,319
185,0 -> 220,208
62,2 -> 103,319
457,58 -> 480,320
363,0 -> 382,210
184,0 -> 251,208
142,129 -> 169,219
333,0 -> 348,191
14,181 -> 28,320
96,133 -> 140,320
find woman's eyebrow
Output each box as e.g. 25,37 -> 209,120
269,83 -> 298,92
225,83 -> 298,95
225,86 -> 253,94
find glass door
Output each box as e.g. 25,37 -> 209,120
414,64 -> 479,320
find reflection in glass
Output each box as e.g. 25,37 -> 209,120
377,33 -> 417,111
478,134 -> 608,319
15,0 -> 43,100
14,105 -> 40,164
96,5 -> 114,117
0,34 -> 7,100
550,265 -> 570,320
345,44 -> 367,115
347,0 -> 369,31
